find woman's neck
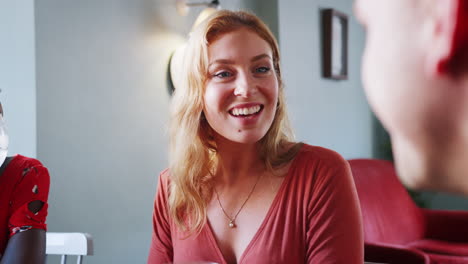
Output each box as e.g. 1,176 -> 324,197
214,138 -> 265,186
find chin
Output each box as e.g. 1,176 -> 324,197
392,136 -> 435,191
394,160 -> 426,190
395,155 -> 454,194
228,134 -> 265,145
216,128 -> 266,145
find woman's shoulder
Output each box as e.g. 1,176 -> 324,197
4,155 -> 50,207
9,155 -> 46,170
159,168 -> 170,178
157,168 -> 172,192
4,155 -> 49,181
294,143 -> 348,168
289,144 -> 353,197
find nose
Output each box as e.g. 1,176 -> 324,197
234,71 -> 258,97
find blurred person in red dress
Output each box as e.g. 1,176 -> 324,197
0,100 -> 50,264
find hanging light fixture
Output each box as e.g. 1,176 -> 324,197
176,0 -> 220,16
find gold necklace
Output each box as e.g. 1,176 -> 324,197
214,174 -> 262,228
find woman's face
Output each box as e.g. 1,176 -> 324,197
203,28 -> 278,145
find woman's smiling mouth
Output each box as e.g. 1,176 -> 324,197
229,104 -> 264,118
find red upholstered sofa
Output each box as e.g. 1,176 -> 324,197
349,159 -> 468,264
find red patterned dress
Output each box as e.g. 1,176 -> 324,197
0,155 -> 50,255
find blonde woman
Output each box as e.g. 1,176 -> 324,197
149,10 -> 363,264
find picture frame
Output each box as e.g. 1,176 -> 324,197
322,8 -> 348,80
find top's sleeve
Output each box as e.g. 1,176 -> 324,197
148,169 -> 173,264
306,153 -> 364,263
8,160 -> 50,237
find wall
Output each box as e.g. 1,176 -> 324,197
0,0 -> 36,157
35,0 -> 277,263
419,191 -> 468,211
278,0 -> 373,158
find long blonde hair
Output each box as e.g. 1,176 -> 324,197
168,10 -> 302,235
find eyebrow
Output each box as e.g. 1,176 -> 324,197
251,53 -> 272,62
208,53 -> 272,68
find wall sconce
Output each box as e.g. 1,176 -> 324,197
176,0 -> 220,16
168,0 -> 221,94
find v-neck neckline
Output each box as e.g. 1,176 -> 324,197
203,146 -> 303,264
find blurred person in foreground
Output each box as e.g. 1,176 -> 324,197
354,0 -> 468,195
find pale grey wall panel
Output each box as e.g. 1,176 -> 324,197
0,0 -> 36,157
278,0 -> 373,159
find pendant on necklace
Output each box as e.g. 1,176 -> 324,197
229,220 -> 236,228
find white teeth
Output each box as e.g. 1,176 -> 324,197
231,105 -> 261,116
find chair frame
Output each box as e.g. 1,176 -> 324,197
46,232 -> 93,264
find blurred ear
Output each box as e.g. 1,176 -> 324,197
424,0 -> 459,77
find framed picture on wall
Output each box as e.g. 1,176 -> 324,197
322,8 -> 348,80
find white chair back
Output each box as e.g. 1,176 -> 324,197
46,232 -> 93,264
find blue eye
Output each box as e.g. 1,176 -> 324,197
255,67 -> 270,73
214,71 -> 233,78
